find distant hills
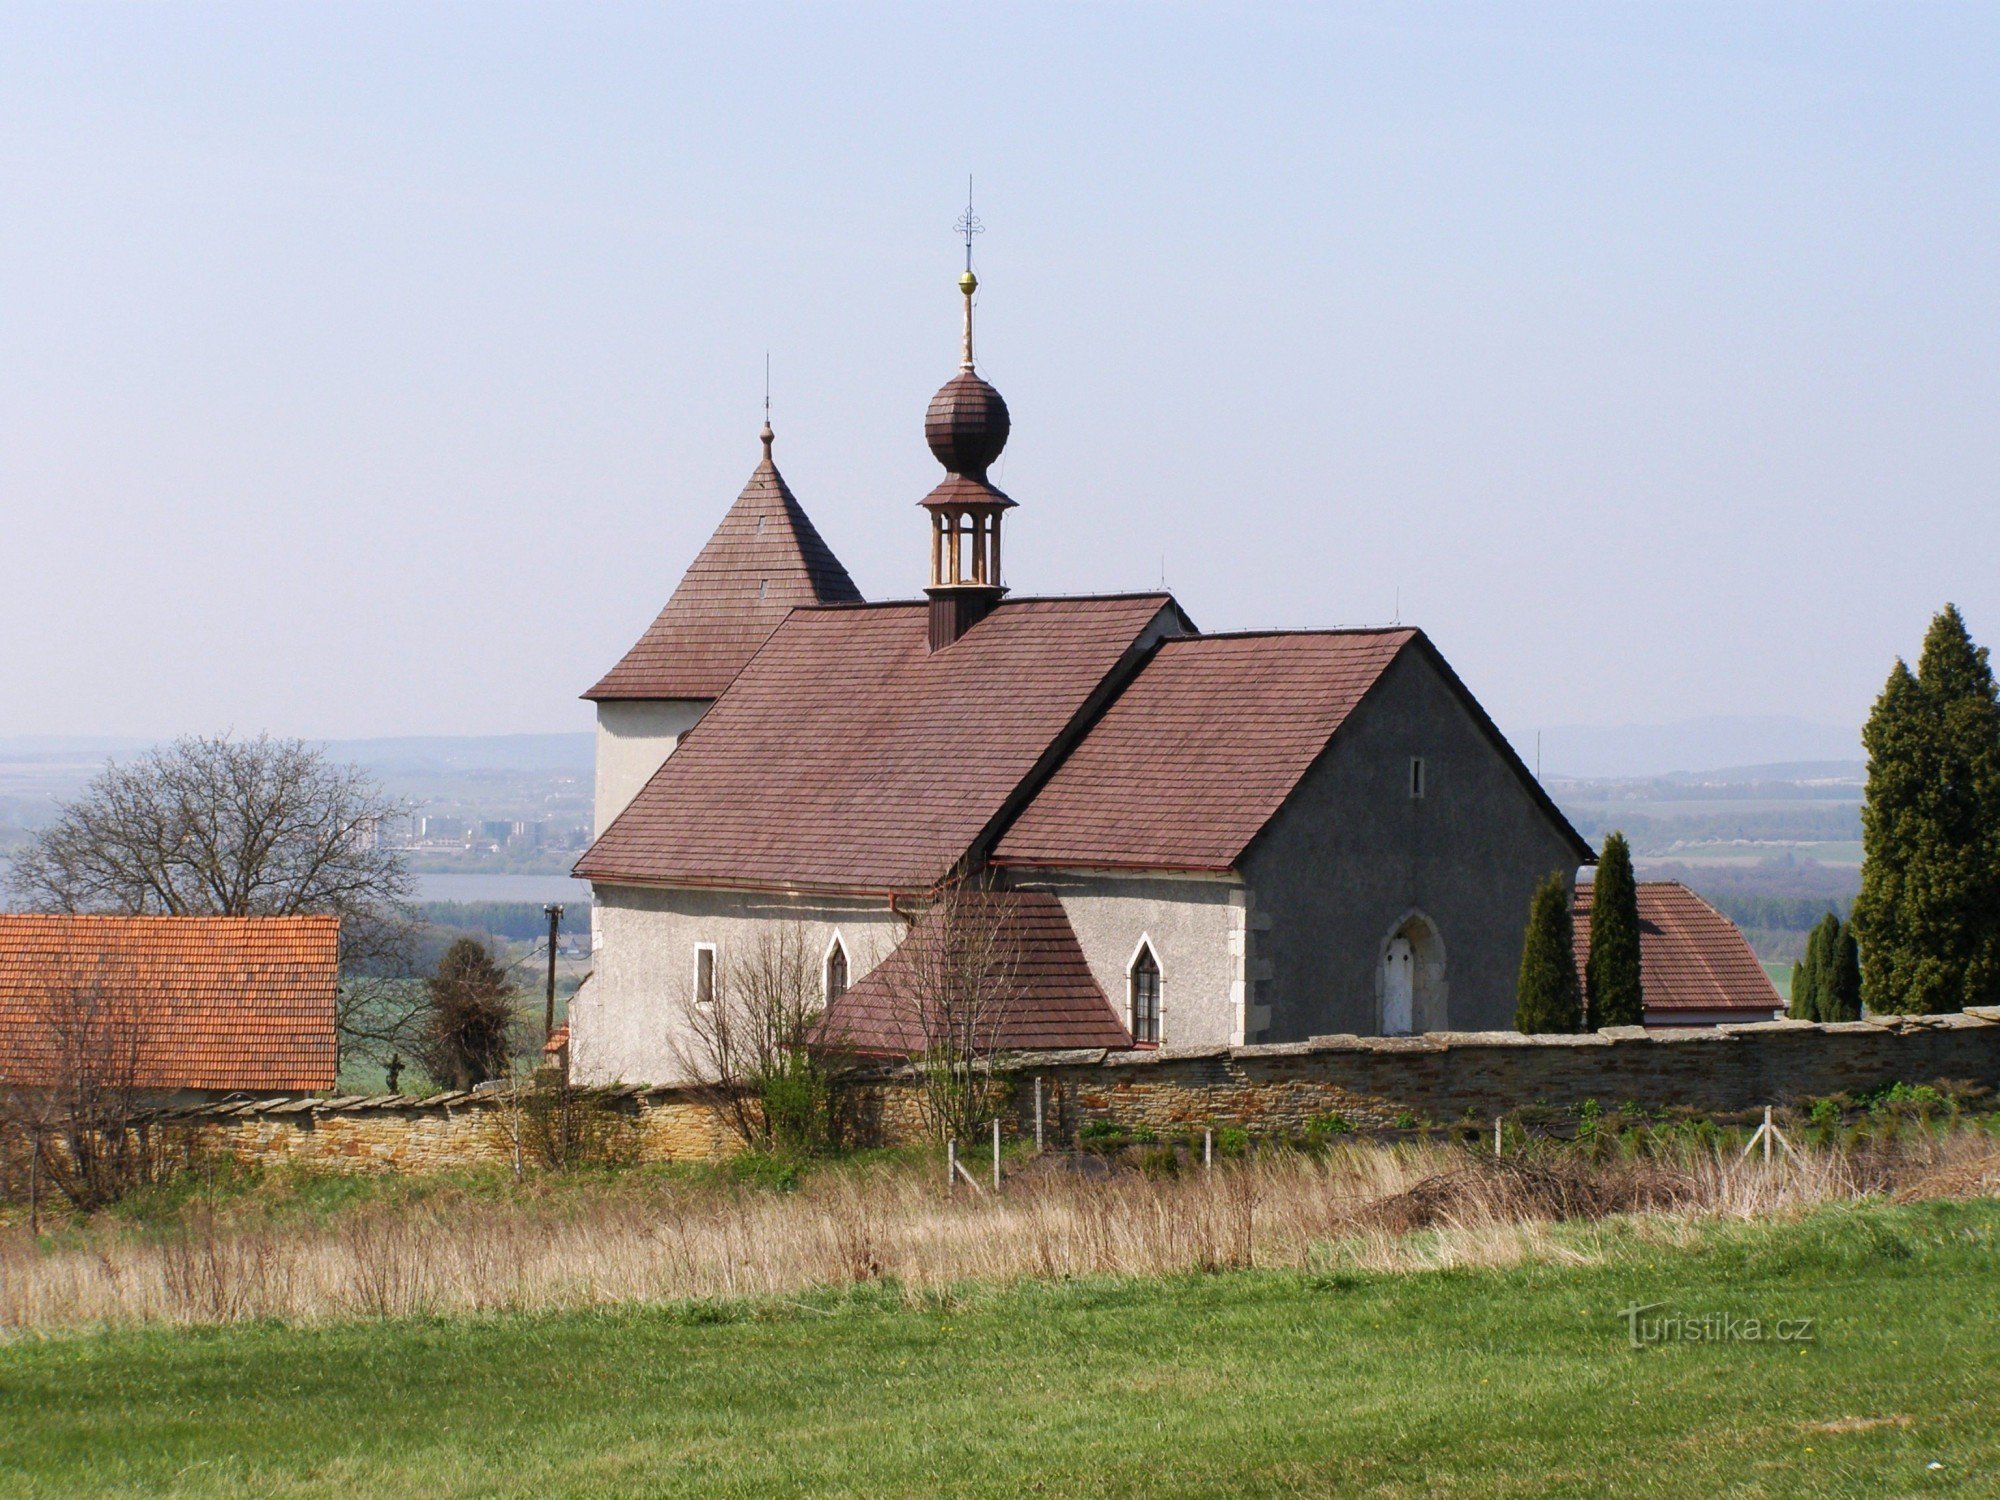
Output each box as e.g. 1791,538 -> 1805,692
1533,717 -> 1861,780
0,733 -> 594,778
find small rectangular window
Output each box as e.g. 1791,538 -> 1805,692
694,944 -> 716,1006
1410,757 -> 1426,799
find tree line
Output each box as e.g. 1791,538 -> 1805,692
1515,603 -> 2000,1028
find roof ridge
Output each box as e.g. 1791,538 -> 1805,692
1161,626 -> 1418,643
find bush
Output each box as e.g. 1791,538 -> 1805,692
514,1081 -> 641,1172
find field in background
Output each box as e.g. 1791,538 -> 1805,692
0,1199 -> 1993,1497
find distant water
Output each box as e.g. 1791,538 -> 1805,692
415,873 -> 593,904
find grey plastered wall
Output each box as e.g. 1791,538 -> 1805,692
574,884 -> 903,1085
1241,646 -> 1584,1042
593,699 -> 709,837
1005,870 -> 1247,1049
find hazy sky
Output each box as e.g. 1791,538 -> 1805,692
4,4 -> 1996,745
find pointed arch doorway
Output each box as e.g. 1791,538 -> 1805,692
1378,913 -> 1447,1036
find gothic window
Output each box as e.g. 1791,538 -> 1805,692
1129,942 -> 1161,1045
825,936 -> 849,1002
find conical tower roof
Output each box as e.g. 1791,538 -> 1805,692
586,430 -> 863,701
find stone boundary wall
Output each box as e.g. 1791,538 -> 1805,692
170,1010 -> 2000,1173
1038,1009 -> 2000,1138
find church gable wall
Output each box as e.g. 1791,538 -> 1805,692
1242,647 -> 1581,1042
575,884 -> 902,1086
593,700 -> 710,837
1003,871 -> 1246,1050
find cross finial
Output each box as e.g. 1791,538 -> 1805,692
954,176 -> 983,274
759,350 -> 774,460
954,178 -> 982,370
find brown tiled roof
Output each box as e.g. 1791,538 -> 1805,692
0,915 -> 338,1093
585,448 -> 863,702
814,890 -> 1131,1055
1571,882 -> 1782,1020
992,629 -> 1416,871
576,594 -> 1182,894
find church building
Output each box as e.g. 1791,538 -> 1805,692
571,266 -> 1591,1085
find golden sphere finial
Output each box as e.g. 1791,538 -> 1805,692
959,269 -> 978,295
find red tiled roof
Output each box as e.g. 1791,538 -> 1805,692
0,915 -> 338,1093
585,450 -> 862,702
814,890 -> 1131,1055
993,629 -> 1417,871
1571,882 -> 1782,1020
576,594 -> 1182,894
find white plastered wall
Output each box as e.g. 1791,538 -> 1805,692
593,699 -> 709,837
573,883 -> 906,1086
1005,869 -> 1249,1050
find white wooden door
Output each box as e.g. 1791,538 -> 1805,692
1383,938 -> 1414,1035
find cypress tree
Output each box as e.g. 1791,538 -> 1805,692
1515,872 -> 1583,1034
1788,917 -> 1827,1021
1796,913 -> 1841,1022
1823,920 -> 1863,1022
1584,832 -> 1644,1028
1854,605 -> 2000,1013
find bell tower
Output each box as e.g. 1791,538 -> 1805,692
922,197 -> 1015,650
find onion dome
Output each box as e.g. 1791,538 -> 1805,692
925,371 -> 1010,479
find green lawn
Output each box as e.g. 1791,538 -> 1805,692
2,1200 -> 1995,1498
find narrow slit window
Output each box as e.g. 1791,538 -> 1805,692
1409,757 -> 1426,800
1129,944 -> 1161,1045
694,945 -> 716,1007
825,937 -> 849,1002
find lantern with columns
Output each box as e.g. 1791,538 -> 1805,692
921,269 -> 1016,650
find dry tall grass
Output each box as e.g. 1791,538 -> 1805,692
2,1131 -> 1996,1336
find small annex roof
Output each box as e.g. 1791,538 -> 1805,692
995,627 -> 1587,873
1571,881 -> 1782,1020
577,593 -> 1186,895
0,914 -> 338,1094
585,438 -> 863,702
814,890 -> 1132,1055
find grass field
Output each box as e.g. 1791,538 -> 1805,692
1,1198 -> 1995,1498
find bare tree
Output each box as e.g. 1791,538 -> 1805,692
875,872 -> 1021,1144
0,955 -> 178,1212
8,734 -> 418,1071
670,923 -> 843,1154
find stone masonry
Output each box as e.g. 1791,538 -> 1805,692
167,1009 -> 2000,1174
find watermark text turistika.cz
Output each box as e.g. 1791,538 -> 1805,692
1618,1303 -> 1816,1349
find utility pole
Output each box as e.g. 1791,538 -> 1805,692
542,903 -> 564,1044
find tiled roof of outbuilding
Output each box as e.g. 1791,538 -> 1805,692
0,914 -> 338,1093
814,890 -> 1132,1055
576,593 -> 1183,894
585,449 -> 863,702
993,629 -> 1417,871
1571,881 -> 1782,1020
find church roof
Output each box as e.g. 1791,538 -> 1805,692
814,889 -> 1132,1055
585,445 -> 863,702
575,593 -> 1184,894
992,629 -> 1416,871
994,628 -> 1591,873
1571,881 -> 1782,1022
